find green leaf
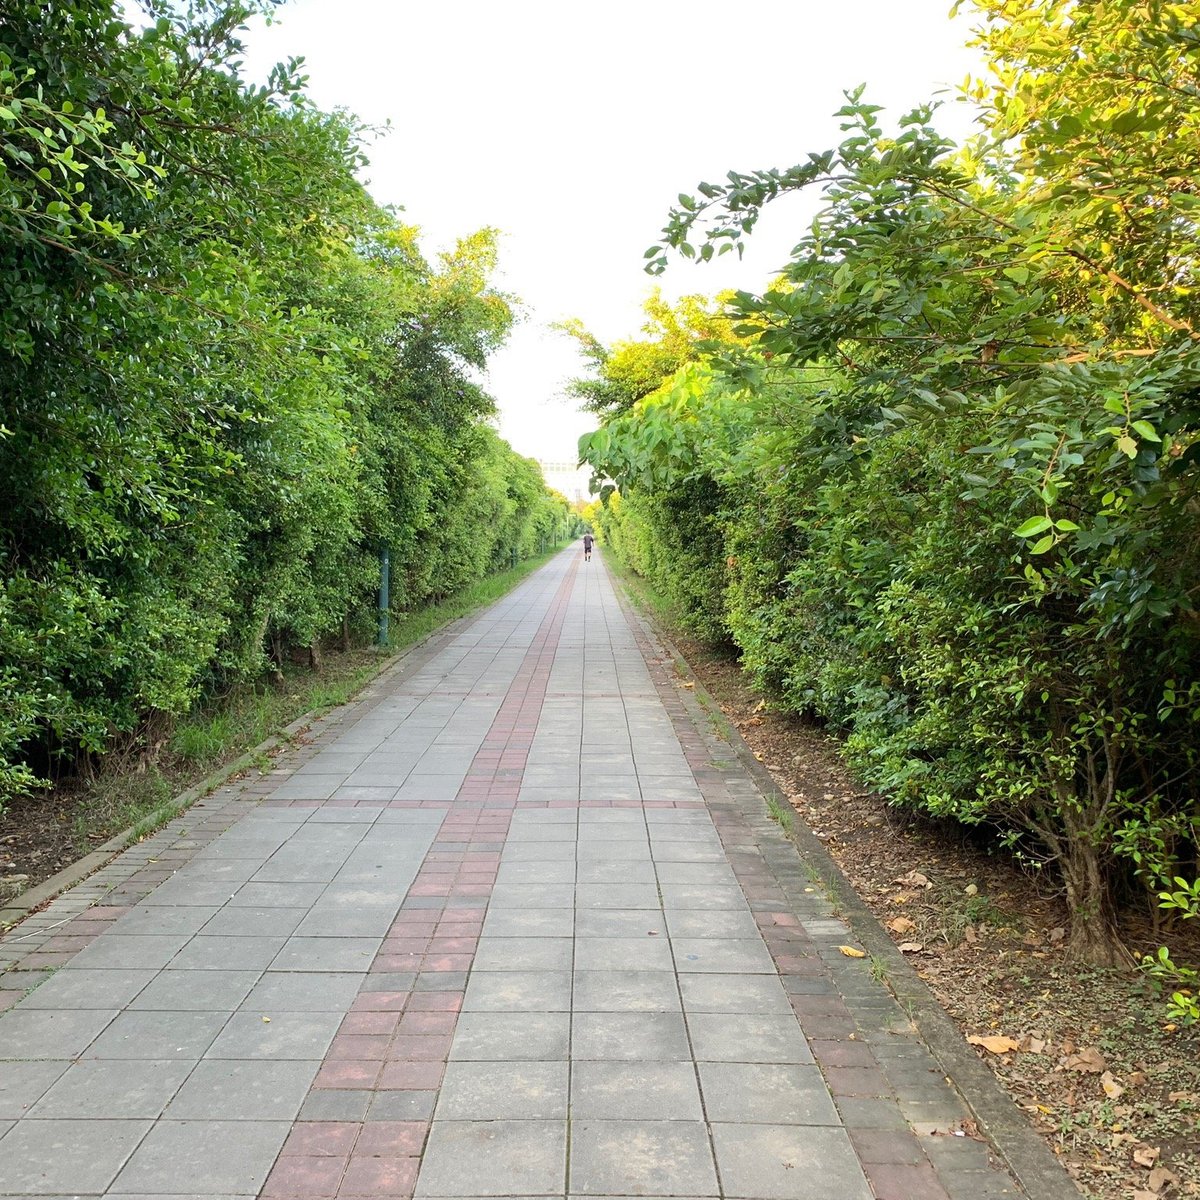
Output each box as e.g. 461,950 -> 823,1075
1014,516 -> 1053,538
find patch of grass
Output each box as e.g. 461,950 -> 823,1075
936,888 -> 1021,948
72,769 -> 173,853
765,793 -> 794,832
603,554 -> 677,625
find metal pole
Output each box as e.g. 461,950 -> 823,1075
378,546 -> 390,648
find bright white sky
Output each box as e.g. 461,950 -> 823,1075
241,1 -> 987,468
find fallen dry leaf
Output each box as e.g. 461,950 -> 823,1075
888,917 -> 917,934
838,945 -> 867,958
1064,1046 -> 1107,1074
1101,1071 -> 1125,1100
898,941 -> 925,953
1149,1165 -> 1179,1192
1017,1034 -> 1047,1054
1133,1145 -> 1161,1169
896,870 -> 932,889
968,1034 -> 1021,1055
1128,1070 -> 1148,1088
1048,926 -> 1066,943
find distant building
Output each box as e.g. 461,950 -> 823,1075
537,460 -> 594,504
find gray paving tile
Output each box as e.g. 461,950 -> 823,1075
205,1010 -> 341,1059
129,969 -> 260,1012
495,861 -> 576,885
501,841 -> 577,863
299,1088 -> 372,1121
238,971 -> 365,1012
710,1123 -> 872,1199
368,1089 -> 437,1121
574,936 -> 673,972
199,906 -> 304,938
482,908 -> 574,938
270,936 -> 381,972
472,937 -> 574,971
488,883 -> 576,909
271,774 -> 344,799
504,826 -> 577,843
679,973 -> 793,1014
169,935 -> 286,971
462,970 -> 572,1012
688,1013 -> 815,1064
699,1061 -> 839,1124
569,1120 -> 718,1197
437,1060 -> 569,1119
665,909 -> 760,939
0,1117 -> 152,1194
67,934 -> 192,970
0,1060 -> 70,1118
660,884 -> 747,910
576,860 -> 657,884
113,906 -> 221,936
575,840 -> 650,861
175,858 -> 263,884
570,1060 -> 702,1120
673,937 -> 776,974
112,1118 -> 289,1193
85,1010 -> 227,1059
575,909 -> 666,938
331,785 -> 399,802
30,1058 -> 192,1118
229,881 -> 326,907
573,971 -> 681,1013
653,862 -> 738,885
21,968 -> 156,1010
417,1119 -> 566,1196
572,1012 -> 690,1061
251,858 -> 343,883
166,1058 -> 316,1119
106,1193 -> 247,1200
0,1008 -> 117,1058
450,1013 -> 570,1061
137,880 -> 241,907
576,883 -> 661,909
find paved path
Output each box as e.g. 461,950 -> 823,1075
0,548 -> 1024,1200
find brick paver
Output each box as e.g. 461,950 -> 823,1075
0,547 -> 1028,1199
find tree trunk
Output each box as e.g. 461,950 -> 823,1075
308,639 -> 323,674
340,616 -> 351,654
1062,838 -> 1135,968
267,633 -> 286,692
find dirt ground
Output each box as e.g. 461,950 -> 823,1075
673,633 -> 1200,1200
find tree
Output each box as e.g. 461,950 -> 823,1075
587,0 -> 1200,965
557,289 -> 742,418
0,0 -> 555,807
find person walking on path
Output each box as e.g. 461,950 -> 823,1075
583,531 -> 594,561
